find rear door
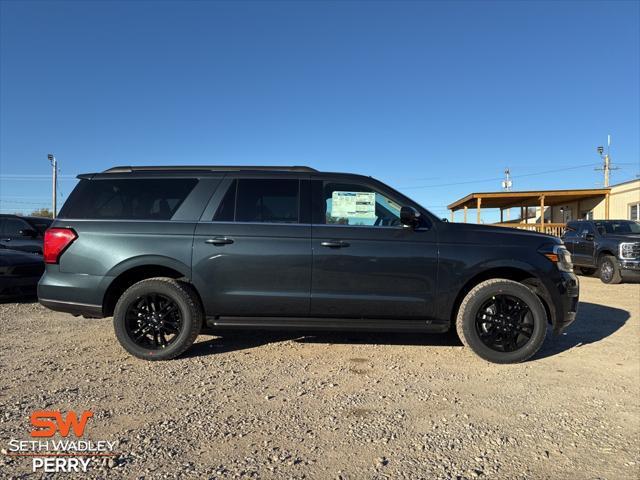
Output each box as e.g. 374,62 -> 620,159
309,176 -> 438,319
573,222 -> 597,266
192,175 -> 312,317
561,221 -> 579,255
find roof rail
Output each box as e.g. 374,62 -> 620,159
102,165 -> 317,173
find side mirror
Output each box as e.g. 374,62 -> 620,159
20,228 -> 38,238
400,206 -> 421,229
585,233 -> 595,241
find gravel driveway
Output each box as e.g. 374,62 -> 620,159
1,276 -> 638,479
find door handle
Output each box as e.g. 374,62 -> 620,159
320,240 -> 350,248
205,237 -> 234,246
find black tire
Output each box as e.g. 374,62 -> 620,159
456,279 -> 548,364
113,278 -> 203,361
598,255 -> 622,284
576,266 -> 596,276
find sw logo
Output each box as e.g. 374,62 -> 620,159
30,410 -> 93,437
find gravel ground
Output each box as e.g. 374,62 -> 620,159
1,276 -> 639,479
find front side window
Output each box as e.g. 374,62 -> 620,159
235,179 -> 299,223
315,182 -> 402,227
2,218 -> 31,236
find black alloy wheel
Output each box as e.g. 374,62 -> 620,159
113,277 -> 203,361
125,293 -> 183,349
475,294 -> 534,353
456,278 -> 548,364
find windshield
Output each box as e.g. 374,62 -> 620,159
594,220 -> 640,234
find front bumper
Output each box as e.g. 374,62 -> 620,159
619,259 -> 640,280
551,272 -> 579,335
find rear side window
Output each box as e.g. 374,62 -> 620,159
234,179 -> 299,223
59,179 -> 198,220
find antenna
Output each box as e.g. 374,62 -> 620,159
595,134 -> 619,187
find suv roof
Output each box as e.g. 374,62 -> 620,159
103,165 -> 317,173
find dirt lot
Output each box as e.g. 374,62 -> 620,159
1,276 -> 639,479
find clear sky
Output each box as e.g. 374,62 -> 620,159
1,0 -> 638,222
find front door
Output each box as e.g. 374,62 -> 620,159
0,217 -> 41,253
192,176 -> 312,317
309,178 -> 438,319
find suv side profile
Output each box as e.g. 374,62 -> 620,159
38,166 -> 579,364
562,219 -> 640,284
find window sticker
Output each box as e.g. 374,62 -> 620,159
331,191 -> 376,219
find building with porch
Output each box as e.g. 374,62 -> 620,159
447,178 -> 640,236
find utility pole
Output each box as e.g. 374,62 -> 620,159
502,168 -> 512,221
596,135 -> 618,187
48,154 -> 57,218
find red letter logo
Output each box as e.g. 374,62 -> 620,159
30,411 -> 93,437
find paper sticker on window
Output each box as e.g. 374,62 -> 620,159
331,191 -> 376,219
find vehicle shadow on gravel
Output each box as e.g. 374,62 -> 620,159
535,301 -> 630,360
0,295 -> 38,304
185,330 -> 462,358
186,301 -> 627,361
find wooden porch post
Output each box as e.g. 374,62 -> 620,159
463,205 -> 468,223
500,208 -> 504,223
540,195 -> 545,228
477,197 -> 482,224
520,206 -> 525,223
577,200 -> 581,220
450,210 -> 454,222
605,193 -> 610,219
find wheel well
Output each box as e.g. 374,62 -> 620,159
450,267 -> 554,327
103,265 -> 186,317
597,250 -> 615,260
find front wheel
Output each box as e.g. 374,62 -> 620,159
113,278 -> 203,361
456,279 -> 548,364
598,255 -> 622,284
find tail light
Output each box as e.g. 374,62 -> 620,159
43,228 -> 77,264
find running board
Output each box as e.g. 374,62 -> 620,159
205,316 -> 449,333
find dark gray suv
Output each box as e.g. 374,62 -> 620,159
38,166 -> 579,363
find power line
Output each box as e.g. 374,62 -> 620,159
399,163 -> 601,190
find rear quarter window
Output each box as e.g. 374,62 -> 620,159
59,178 -> 198,220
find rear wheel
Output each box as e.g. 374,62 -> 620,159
456,279 -> 547,364
113,278 -> 202,360
599,255 -> 622,284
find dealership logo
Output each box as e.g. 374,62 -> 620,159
4,410 -> 118,473
30,410 -> 93,437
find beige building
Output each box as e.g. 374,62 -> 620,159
447,178 -> 640,236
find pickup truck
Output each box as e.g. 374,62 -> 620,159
562,219 -> 640,284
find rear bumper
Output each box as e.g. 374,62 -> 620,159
38,298 -> 103,318
551,272 -> 579,335
38,268 -> 108,318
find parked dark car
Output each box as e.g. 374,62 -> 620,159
0,245 -> 45,299
0,214 -> 52,254
562,219 -> 640,284
38,166 -> 579,364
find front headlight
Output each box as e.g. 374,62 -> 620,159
620,242 -> 638,260
542,245 -> 573,272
